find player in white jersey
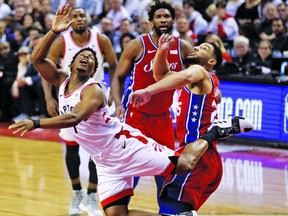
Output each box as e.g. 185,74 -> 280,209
9,5 -> 253,216
41,7 -> 117,216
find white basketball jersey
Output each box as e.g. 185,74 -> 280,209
61,29 -> 105,82
58,77 -> 123,156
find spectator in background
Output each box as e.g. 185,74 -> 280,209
11,46 -> 31,121
21,13 -> 35,32
238,22 -> 260,52
136,16 -> 152,35
183,1 -> 208,35
254,39 -> 273,74
13,36 -> 48,121
0,19 -> 14,44
41,0 -> 52,14
232,35 -> 257,74
11,27 -> 27,52
23,24 -> 42,49
113,18 -> 138,56
235,0 -> 261,26
95,17 -> 115,45
13,6 -> 27,27
257,3 -> 279,40
0,41 -> 19,122
30,0 -> 45,28
43,13 -> 55,34
205,33 -> 232,62
206,0 -> 239,42
270,17 -> 288,54
173,16 -> 195,45
116,32 -> 136,59
106,0 -> 132,30
277,3 -> 288,24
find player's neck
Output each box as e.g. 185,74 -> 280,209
71,30 -> 90,45
150,32 -> 160,47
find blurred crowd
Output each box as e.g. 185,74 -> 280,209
1,0 -> 288,122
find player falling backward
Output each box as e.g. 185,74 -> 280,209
8,4 -> 253,216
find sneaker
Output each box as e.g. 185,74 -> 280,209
79,192 -> 103,216
12,113 -> 29,121
177,210 -> 198,216
208,116 -> 253,139
69,189 -> 85,215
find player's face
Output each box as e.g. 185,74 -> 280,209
73,50 -> 96,76
70,9 -> 88,34
185,43 -> 215,65
152,8 -> 174,36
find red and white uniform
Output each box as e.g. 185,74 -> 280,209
122,34 -> 183,149
159,73 -> 223,212
59,28 -> 104,142
58,77 -> 179,209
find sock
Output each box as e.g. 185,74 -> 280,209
72,183 -> 82,191
87,188 -> 97,194
200,127 -> 219,145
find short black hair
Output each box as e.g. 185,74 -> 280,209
70,47 -> 98,74
148,1 -> 175,21
207,42 -> 223,70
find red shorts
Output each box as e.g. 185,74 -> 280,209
125,109 -> 175,150
160,147 -> 223,211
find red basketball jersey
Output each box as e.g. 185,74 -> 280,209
176,73 -> 220,146
123,34 -> 183,115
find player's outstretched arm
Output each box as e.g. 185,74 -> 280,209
31,4 -> 75,87
9,84 -> 105,136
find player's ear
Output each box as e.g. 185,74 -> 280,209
208,58 -> 216,67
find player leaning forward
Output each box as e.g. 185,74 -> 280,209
9,5 -> 253,216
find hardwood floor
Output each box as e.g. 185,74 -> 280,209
0,123 -> 288,216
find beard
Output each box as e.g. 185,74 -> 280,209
183,57 -> 202,68
154,25 -> 173,37
74,26 -> 87,34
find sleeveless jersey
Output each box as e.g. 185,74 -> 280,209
122,34 -> 183,115
176,73 -> 220,145
158,73 -> 221,212
58,77 -> 122,156
61,29 -> 105,82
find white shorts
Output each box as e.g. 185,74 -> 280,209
91,124 -> 178,209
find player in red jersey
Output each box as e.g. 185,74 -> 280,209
111,1 -> 192,204
130,33 -> 227,215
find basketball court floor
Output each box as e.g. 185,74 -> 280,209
0,122 -> 287,216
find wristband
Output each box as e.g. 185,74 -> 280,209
51,29 -> 59,34
32,119 -> 40,129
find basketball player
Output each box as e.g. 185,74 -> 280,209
130,33 -> 232,215
42,7 -> 117,216
111,1 -> 192,203
9,5 -> 253,216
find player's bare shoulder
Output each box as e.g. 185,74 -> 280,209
98,33 -> 112,46
122,37 -> 143,59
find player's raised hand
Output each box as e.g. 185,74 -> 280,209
130,89 -> 152,108
158,33 -> 174,51
52,4 -> 75,34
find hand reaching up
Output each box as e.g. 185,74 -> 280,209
52,4 -> 75,34
158,33 -> 174,51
